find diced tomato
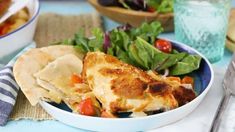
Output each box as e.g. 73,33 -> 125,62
0,23 -> 11,36
70,74 -> 83,86
147,7 -> 156,13
155,39 -> 172,53
78,98 -> 96,116
101,110 -> 116,118
182,76 -> 194,87
167,77 -> 181,83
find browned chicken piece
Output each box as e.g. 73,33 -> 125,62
82,52 -> 196,115
0,0 -> 11,17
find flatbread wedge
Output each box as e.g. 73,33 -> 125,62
34,54 -> 94,112
13,45 -> 84,105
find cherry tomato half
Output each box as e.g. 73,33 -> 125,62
155,39 -> 172,53
147,7 -> 156,13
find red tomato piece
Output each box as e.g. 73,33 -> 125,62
78,98 -> 96,116
167,77 -> 181,83
147,7 -> 156,13
70,74 -> 83,86
181,76 -> 194,88
0,23 -> 11,36
155,39 -> 172,53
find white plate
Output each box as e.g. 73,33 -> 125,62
40,39 -> 214,131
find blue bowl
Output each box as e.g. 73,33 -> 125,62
172,40 -> 212,95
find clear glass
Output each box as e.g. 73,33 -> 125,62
174,0 -> 231,63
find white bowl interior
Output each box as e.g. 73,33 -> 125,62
0,0 -> 39,63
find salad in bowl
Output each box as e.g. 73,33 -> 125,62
98,0 -> 173,13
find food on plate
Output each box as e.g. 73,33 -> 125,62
34,54 -> 91,112
0,7 -> 29,36
82,51 -> 196,115
97,0 -> 173,13
14,46 -> 197,118
13,45 -> 84,105
0,0 -> 11,17
14,22 -> 201,118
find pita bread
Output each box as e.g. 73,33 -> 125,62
39,45 -> 84,59
13,45 -> 84,105
34,54 -> 84,97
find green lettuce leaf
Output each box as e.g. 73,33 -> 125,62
134,37 -> 186,71
87,28 -> 104,52
130,21 -> 163,44
169,55 -> 202,75
146,0 -> 173,13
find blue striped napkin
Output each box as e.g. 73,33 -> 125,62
0,43 -> 36,126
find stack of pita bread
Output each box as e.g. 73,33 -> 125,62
13,45 -> 96,112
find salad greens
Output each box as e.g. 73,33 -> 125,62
170,55 -> 202,75
98,0 -> 173,13
62,28 -> 104,53
131,37 -> 187,70
146,0 -> 173,13
129,22 -> 163,44
58,21 -> 201,76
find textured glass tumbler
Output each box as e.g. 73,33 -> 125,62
174,0 -> 231,63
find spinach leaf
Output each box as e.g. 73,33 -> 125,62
109,29 -> 131,52
59,28 -> 104,53
115,46 -> 132,64
128,44 -> 147,69
87,28 -> 104,52
73,30 -> 91,53
134,37 -> 160,69
157,52 -> 187,71
134,37 -> 186,71
130,21 -> 163,44
107,29 -> 135,65
169,55 -> 202,75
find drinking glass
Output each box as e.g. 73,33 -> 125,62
174,0 -> 231,63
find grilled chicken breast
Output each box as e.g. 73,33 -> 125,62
82,52 -> 196,114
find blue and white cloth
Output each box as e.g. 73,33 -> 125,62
0,43 -> 35,126
0,65 -> 19,126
